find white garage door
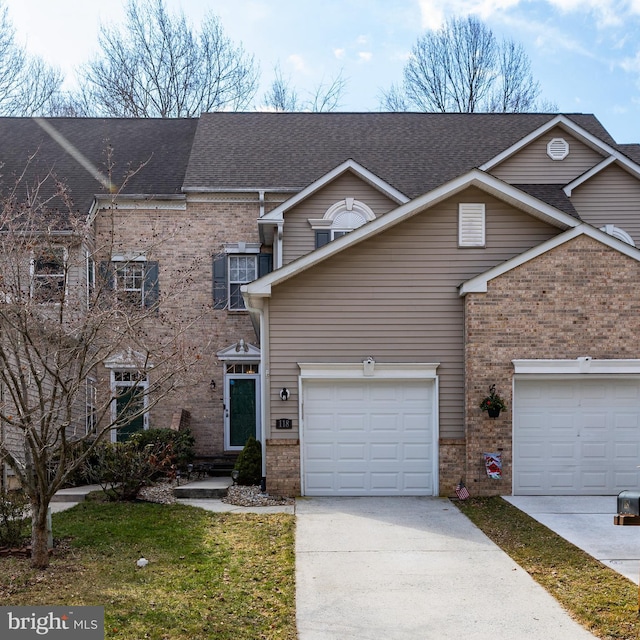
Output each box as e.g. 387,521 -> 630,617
301,379 -> 436,496
514,378 -> 640,495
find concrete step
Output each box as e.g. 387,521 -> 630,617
51,484 -> 103,502
173,477 -> 232,499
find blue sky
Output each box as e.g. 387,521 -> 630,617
5,0 -> 640,143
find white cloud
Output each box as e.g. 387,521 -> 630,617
334,48 -> 346,60
620,51 -> 640,73
358,51 -> 373,62
417,0 -> 521,29
287,53 -> 307,72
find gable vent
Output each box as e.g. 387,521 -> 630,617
459,203 -> 485,247
547,137 -> 569,161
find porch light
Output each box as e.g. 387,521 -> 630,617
280,388 -> 290,401
363,356 -> 375,376
209,379 -> 216,390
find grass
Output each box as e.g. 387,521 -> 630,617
0,499 -> 296,640
457,497 -> 640,640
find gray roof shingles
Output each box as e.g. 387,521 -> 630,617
0,117 -> 198,214
183,112 -> 618,199
0,112 -> 626,220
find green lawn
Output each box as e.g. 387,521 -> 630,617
458,497 -> 640,640
0,500 -> 297,640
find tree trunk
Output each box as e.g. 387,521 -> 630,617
30,498 -> 50,569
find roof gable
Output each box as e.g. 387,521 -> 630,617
260,159 -> 409,223
243,169 -> 582,300
480,114 -> 619,172
459,224 -> 640,295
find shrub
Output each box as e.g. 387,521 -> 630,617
88,441 -> 171,501
233,436 -> 262,486
128,428 -> 195,471
0,490 -> 29,548
86,429 -> 195,501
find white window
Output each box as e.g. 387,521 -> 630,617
459,203 -> 485,247
86,377 -> 97,435
229,255 -> 257,310
310,198 -> 377,247
108,258 -> 159,309
31,246 -> 66,302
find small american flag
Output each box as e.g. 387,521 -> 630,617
455,480 -> 470,500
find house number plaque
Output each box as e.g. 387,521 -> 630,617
275,418 -> 293,429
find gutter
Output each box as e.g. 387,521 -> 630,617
242,291 -> 269,492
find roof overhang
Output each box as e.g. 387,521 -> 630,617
243,168 -> 581,306
479,114 -> 620,171
459,223 -> 640,295
257,159 -> 409,244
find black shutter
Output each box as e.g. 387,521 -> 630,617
212,254 -> 228,309
143,261 -> 159,309
315,230 -> 331,248
258,253 -> 273,278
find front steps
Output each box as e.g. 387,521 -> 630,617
172,477 -> 233,499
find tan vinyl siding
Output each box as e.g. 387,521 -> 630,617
570,164 -> 640,245
492,128 -> 606,184
267,186 -> 560,440
282,172 -> 398,265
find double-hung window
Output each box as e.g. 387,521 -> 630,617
31,246 -> 67,303
213,244 -> 272,311
101,258 -> 159,309
228,255 -> 258,310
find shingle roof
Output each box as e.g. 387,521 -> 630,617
0,117 -> 198,214
513,184 -> 580,218
184,112 -> 618,199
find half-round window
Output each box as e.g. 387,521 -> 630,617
600,224 -> 635,246
324,198 -> 376,239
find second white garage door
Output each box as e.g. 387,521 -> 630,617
514,377 -> 640,495
301,379 -> 436,496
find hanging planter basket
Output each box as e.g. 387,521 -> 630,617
479,385 -> 506,419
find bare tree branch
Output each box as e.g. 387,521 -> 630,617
380,15 -> 552,113
77,0 -> 259,117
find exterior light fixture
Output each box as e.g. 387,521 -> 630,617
280,388 -> 290,401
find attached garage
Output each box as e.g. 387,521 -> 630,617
513,364 -> 640,495
299,364 -> 439,496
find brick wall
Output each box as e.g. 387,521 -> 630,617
266,439 -> 300,497
464,234 -> 640,496
93,197 -> 267,458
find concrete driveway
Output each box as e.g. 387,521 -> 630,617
295,497 -> 597,640
505,495 -> 640,584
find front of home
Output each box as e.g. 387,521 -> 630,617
2,112 -> 640,498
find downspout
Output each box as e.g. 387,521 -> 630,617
243,291 -> 269,491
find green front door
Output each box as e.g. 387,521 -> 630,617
115,384 -> 146,442
229,377 -> 257,448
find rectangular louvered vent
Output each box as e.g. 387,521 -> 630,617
459,203 -> 485,247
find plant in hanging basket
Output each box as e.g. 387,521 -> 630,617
479,384 -> 507,417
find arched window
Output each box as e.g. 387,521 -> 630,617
311,198 -> 376,247
600,224 -> 635,247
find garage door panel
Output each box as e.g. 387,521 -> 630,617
514,377 -> 640,495
302,379 -> 435,496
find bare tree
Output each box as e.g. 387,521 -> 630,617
0,155 -> 207,568
0,3 -> 62,116
78,0 -> 259,117
262,65 -> 347,112
380,15 -> 552,113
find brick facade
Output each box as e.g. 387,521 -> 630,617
266,439 -> 300,497
464,235 -> 640,496
93,198 -> 267,459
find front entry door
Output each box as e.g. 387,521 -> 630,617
224,364 -> 260,450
